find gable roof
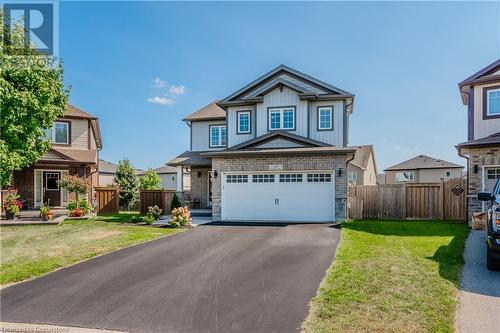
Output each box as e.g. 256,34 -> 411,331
350,145 -> 376,173
39,148 -> 98,164
99,160 -> 118,174
457,131 -> 500,148
183,101 -> 226,122
228,131 -> 330,151
154,165 -> 178,174
65,104 -> 97,119
63,104 -> 103,149
384,155 -> 463,171
459,58 -> 500,87
218,64 -> 354,108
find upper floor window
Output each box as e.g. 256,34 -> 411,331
45,121 -> 70,144
210,125 -> 226,147
318,106 -> 333,130
268,107 -> 295,130
396,171 -> 414,182
237,111 -> 251,134
348,171 -> 358,183
486,88 -> 500,117
445,171 -> 451,177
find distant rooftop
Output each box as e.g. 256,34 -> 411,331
384,155 -> 463,171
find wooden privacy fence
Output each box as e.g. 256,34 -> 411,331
95,187 -> 119,214
140,190 -> 176,215
348,177 -> 467,220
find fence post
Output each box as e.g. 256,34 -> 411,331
439,179 -> 445,220
402,183 -> 407,220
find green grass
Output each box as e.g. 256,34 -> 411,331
303,220 -> 469,333
0,212 -> 183,286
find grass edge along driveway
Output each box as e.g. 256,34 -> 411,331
303,220 -> 468,333
0,212 -> 183,286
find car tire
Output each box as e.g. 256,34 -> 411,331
487,247 -> 500,271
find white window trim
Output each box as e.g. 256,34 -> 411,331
210,125 -> 226,148
318,106 -> 333,130
348,171 -> 358,182
48,121 -> 69,144
237,111 -> 251,134
487,88 -> 500,116
268,107 -> 295,130
395,171 -> 415,182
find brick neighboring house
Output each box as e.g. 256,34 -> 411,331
169,65 -> 357,222
457,58 -> 500,219
9,105 -> 102,208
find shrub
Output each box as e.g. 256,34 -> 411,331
130,215 -> 145,223
171,193 -> 181,210
148,205 -> 162,220
145,212 -> 155,225
67,199 -> 92,215
69,208 -> 84,217
140,169 -> 161,190
59,175 -> 89,207
169,206 -> 191,228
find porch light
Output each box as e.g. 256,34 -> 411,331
197,171 -> 202,178
213,170 -> 218,178
473,165 -> 478,174
337,168 -> 342,178
184,166 -> 191,173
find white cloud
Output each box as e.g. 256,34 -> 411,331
152,77 -> 166,88
147,96 -> 175,106
169,85 -> 186,95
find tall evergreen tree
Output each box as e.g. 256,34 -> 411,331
114,159 -> 139,209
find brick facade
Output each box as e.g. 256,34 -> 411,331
210,154 -> 350,222
460,145 -> 500,219
189,167 -> 211,208
10,164 -> 97,208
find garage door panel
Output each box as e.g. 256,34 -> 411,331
222,172 -> 334,222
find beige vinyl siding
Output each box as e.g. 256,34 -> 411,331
227,106 -> 255,147
255,86 -> 308,137
385,170 -> 419,184
362,154 -> 377,185
309,100 -> 344,146
191,120 -> 226,151
99,173 -> 115,186
347,164 -> 364,185
59,118 -> 88,150
473,81 -> 500,140
158,173 -> 191,191
419,168 -> 462,182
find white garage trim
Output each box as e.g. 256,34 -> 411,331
221,170 -> 335,223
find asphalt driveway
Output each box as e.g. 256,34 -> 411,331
457,230 -> 500,333
1,223 -> 340,333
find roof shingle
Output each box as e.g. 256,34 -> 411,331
183,101 -> 226,122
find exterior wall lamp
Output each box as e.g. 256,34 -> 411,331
337,167 -> 342,178
213,170 -> 219,178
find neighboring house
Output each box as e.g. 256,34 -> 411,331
98,159 -> 117,186
152,165 -> 190,191
169,64 -> 356,222
383,155 -> 463,184
347,145 -> 377,185
456,58 -> 500,218
11,105 -> 102,208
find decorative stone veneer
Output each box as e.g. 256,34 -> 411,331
460,145 -> 500,219
210,154 -> 350,222
189,167 -> 211,208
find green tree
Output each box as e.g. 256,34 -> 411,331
139,168 -> 162,190
58,175 -> 89,208
171,193 -> 182,211
114,158 -> 139,209
0,13 -> 70,186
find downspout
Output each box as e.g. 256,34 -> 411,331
344,151 -> 356,222
457,146 -> 470,223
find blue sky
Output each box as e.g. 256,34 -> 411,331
60,1 -> 500,171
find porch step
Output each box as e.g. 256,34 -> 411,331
191,209 -> 212,217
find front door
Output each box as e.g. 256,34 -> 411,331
43,171 -> 61,206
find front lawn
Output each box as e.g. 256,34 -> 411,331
303,220 -> 468,333
0,212 -> 183,286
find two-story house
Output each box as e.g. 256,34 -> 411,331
457,58 -> 500,218
11,105 -> 102,208
169,65 -> 356,222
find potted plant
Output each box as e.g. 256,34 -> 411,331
2,191 -> 23,220
39,204 -> 53,221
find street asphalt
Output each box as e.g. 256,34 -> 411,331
457,229 -> 500,333
0,223 -> 340,333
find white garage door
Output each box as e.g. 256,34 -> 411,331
221,172 -> 334,222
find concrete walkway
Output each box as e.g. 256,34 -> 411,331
457,230 -> 500,333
